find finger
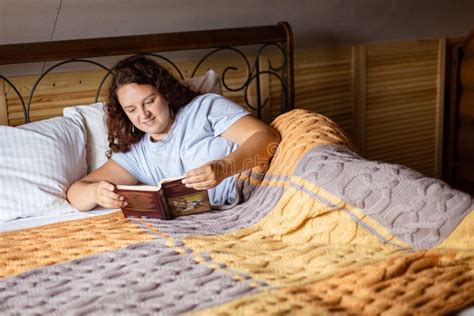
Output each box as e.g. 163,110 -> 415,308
100,195 -> 127,208
103,189 -> 124,201
183,174 -> 210,185
185,169 -> 206,178
186,179 -> 216,190
184,168 -> 198,177
101,181 -> 116,192
98,187 -> 125,206
97,197 -> 119,208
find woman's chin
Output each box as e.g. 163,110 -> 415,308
143,119 -> 172,139
142,123 -> 160,133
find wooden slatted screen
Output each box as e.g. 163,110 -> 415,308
362,39 -> 444,177
268,47 -> 354,138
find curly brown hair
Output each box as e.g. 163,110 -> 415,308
105,55 -> 199,157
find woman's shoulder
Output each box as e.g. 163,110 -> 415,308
190,93 -> 225,105
179,93 -> 226,115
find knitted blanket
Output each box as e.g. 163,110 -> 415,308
1,109 -> 473,315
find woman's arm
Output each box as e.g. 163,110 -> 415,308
67,160 -> 138,211
182,115 -> 280,190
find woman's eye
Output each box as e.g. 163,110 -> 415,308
127,108 -> 136,113
146,99 -> 154,105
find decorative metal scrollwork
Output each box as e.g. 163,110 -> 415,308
0,75 -> 27,124
190,42 -> 289,120
26,59 -> 112,123
1,42 -> 290,124
191,47 -> 252,92
144,53 -> 185,80
1,59 -> 112,124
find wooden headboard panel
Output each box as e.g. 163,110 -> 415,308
0,22 -> 294,126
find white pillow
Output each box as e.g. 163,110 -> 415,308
0,116 -> 87,221
64,102 -> 108,173
183,69 -> 223,95
63,69 -> 223,172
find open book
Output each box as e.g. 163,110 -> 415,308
115,176 -> 211,220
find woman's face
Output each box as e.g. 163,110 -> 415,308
117,83 -> 172,141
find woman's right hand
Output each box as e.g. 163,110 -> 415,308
94,180 -> 128,209
67,160 -> 138,211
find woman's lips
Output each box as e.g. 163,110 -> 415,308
142,118 -> 155,126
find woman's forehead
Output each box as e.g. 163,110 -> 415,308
117,83 -> 159,101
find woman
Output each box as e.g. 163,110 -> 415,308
67,55 -> 281,211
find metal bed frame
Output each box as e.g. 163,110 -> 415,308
0,22 -> 294,124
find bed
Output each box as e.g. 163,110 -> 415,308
0,22 -> 473,315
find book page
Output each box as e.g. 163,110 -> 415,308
159,175 -> 185,185
161,179 -> 211,217
115,184 -> 160,192
116,175 -> 185,192
166,191 -> 211,216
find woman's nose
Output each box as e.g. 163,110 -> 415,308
138,107 -> 150,119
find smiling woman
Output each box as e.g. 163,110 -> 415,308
1,22 -> 474,315
117,83 -> 174,142
104,55 -> 200,152
66,55 -> 281,212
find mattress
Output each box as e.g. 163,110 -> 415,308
1,109 -> 473,315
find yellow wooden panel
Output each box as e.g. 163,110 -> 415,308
4,69 -> 110,98
5,68 -> 110,126
0,79 -> 7,125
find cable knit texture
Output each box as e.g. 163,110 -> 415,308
0,109 -> 473,315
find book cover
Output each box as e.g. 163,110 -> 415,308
116,176 -> 211,220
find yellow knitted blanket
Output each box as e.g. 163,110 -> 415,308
1,109 -> 473,315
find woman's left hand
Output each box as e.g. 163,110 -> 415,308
182,160 -> 232,190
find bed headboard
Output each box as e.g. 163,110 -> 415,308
0,22 -> 294,126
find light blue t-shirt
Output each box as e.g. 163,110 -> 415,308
112,93 -> 249,206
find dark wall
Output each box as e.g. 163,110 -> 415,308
1,0 -> 473,46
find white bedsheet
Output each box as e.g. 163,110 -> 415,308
0,208 -> 119,233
